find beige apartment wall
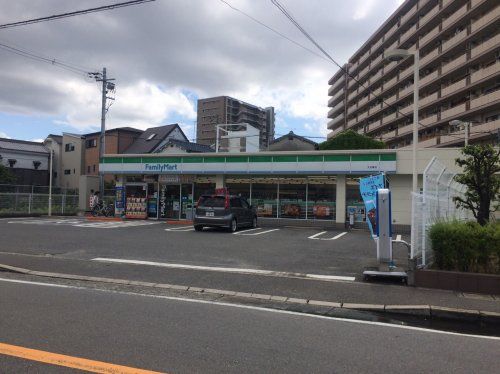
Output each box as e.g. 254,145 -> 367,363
61,134 -> 84,190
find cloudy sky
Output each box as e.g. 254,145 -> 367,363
0,0 -> 403,143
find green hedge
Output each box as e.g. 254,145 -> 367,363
430,221 -> 500,274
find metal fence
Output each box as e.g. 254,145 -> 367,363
0,192 -> 79,215
0,184 -> 78,195
410,157 -> 472,267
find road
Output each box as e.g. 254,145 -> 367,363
0,277 -> 499,373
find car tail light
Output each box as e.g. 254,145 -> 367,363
225,195 -> 230,209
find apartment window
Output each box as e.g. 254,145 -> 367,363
86,139 -> 97,148
65,143 -> 75,152
64,169 -> 71,175
73,169 -> 75,174
93,165 -> 96,172
8,159 -> 16,167
87,165 -> 91,173
33,161 -> 41,170
146,133 -> 156,141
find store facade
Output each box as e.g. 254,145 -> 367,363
100,150 -> 402,225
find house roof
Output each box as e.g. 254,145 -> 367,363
84,126 -> 142,137
125,124 -> 187,154
269,131 -> 318,146
46,134 -> 63,144
0,137 -> 49,154
155,138 -> 214,153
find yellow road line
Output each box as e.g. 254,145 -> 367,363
0,342 -> 164,373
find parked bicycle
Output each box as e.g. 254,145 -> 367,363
91,202 -> 115,217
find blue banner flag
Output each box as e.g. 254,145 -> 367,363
359,174 -> 385,236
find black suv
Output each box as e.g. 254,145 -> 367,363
193,195 -> 257,232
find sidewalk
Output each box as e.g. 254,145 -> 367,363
0,252 -> 498,315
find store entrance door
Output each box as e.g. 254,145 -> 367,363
159,184 -> 180,219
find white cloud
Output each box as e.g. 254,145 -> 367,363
53,80 -> 196,131
353,0 -> 377,20
31,138 -> 44,142
0,132 -> 10,139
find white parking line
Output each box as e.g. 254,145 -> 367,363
232,228 -> 262,235
234,228 -> 280,236
165,226 -> 195,232
91,257 -> 355,282
308,231 -> 348,240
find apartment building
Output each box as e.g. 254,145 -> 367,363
197,96 -> 275,149
327,0 -> 500,148
60,133 -> 84,190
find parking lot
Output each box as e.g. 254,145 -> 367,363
0,217 -> 410,280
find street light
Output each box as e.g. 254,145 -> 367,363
449,119 -> 472,146
384,49 -> 420,194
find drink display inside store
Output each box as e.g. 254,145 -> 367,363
125,184 -> 148,219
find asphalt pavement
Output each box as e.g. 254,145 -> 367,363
1,277 -> 499,373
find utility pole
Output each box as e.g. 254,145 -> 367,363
89,68 -> 115,194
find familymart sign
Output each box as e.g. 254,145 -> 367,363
100,152 -> 397,175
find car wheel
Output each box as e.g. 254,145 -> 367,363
230,218 -> 237,232
194,225 -> 203,232
252,216 -> 257,228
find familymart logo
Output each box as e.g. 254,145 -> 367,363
145,163 -> 178,172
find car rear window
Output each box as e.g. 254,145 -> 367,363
198,196 -> 226,208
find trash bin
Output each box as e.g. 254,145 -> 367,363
185,204 -> 193,220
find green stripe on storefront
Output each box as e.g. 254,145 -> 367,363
298,155 -> 323,162
182,156 -> 203,163
225,156 -> 249,163
324,155 -> 350,162
204,156 -> 225,163
273,155 -> 297,162
249,156 -> 273,162
351,154 -> 379,161
380,154 -> 396,161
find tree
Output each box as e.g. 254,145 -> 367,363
0,164 -> 16,184
319,130 -> 386,150
453,144 -> 500,226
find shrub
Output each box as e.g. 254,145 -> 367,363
430,221 -> 500,274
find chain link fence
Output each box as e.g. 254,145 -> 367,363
411,157 -> 472,267
0,185 -> 79,216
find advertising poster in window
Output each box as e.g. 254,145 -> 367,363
359,174 -> 385,237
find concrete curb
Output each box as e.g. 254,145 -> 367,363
1,263 -> 499,324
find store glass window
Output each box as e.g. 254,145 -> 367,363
346,177 -> 365,222
278,178 -> 306,219
194,176 -> 216,202
251,178 -> 278,218
307,177 -> 336,220
226,177 -> 251,201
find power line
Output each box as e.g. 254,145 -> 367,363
0,0 -> 156,30
218,0 -> 331,64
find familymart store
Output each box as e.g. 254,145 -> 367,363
99,150 -> 410,227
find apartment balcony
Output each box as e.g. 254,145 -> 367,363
371,54 -> 383,68
358,111 -> 368,121
327,113 -> 345,129
397,123 -> 413,137
358,65 -> 370,80
442,0 -> 454,8
329,126 -> 344,137
371,69 -> 383,83
385,75 -> 399,90
471,6 -> 499,33
440,119 -> 500,146
386,94 -> 397,105
367,119 -> 383,132
368,102 -> 383,115
347,103 -> 358,115
358,95 -> 370,107
420,70 -> 439,86
471,33 -> 500,59
470,61 -> 500,84
372,85 -> 383,96
401,3 -> 417,25
399,65 -> 414,80
441,54 -> 467,75
419,136 -> 439,148
385,61 -> 398,76
420,91 -> 438,106
471,0 -> 487,8
347,89 -> 358,102
470,89 -> 500,110
382,112 -> 398,124
400,84 -> 414,98
421,114 -> 438,126
347,117 -> 357,128
386,23 -> 399,39
443,3 -> 468,29
401,23 -> 417,43
442,78 -> 467,97
328,100 -> 344,114
380,129 -> 397,140
441,103 -> 467,120
330,76 -> 345,92
419,5 -> 439,27
330,88 -> 344,102
420,48 -> 439,66
372,38 -> 383,52
442,29 -> 468,53
400,103 -> 414,115
420,25 -> 440,46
